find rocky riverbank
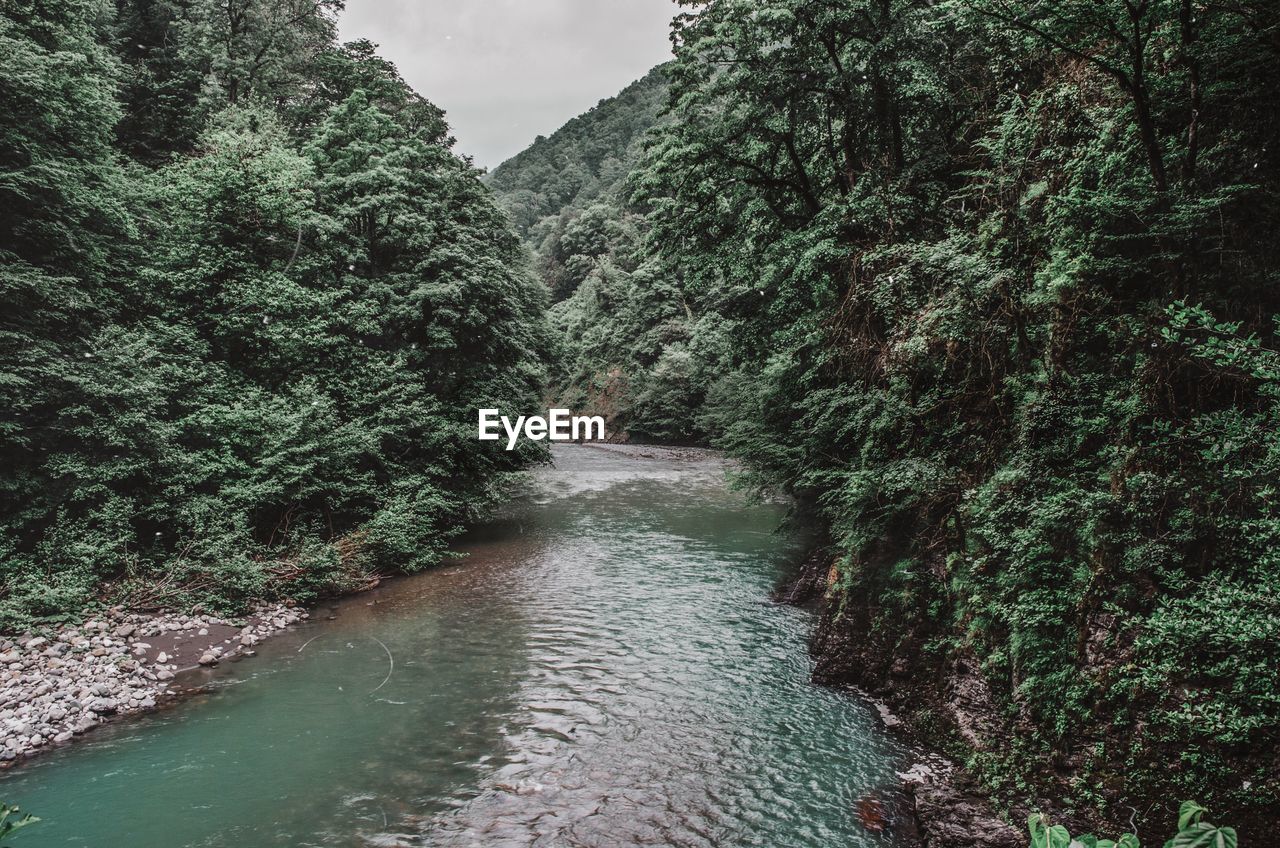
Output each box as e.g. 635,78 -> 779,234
0,603 -> 308,764
773,546 -> 1024,848
897,759 -> 1023,848
834,683 -> 1022,848
805,579 -> 1051,848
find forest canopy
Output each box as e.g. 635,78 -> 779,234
0,0 -> 549,627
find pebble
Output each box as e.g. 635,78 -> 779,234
0,603 -> 307,763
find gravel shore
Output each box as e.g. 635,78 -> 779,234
0,603 -> 308,764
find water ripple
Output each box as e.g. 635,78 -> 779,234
0,446 -> 905,848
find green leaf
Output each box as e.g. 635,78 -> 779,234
1029,814 -> 1072,848
1029,813 -> 1051,848
1177,802 -> 1208,831
1169,823 -> 1237,848
0,804 -> 39,839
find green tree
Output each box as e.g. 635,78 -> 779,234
1,0 -> 551,622
506,0 -> 1280,835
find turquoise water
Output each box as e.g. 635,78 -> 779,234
0,446 -> 905,847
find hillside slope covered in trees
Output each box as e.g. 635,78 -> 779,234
486,65 -> 668,249
498,0 -> 1280,839
488,66 -> 728,442
0,0 -> 548,628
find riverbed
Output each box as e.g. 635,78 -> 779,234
0,445 -> 906,847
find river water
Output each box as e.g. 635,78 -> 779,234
1,446 -> 905,847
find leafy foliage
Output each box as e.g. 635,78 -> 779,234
1026,801 -> 1236,848
1165,802 -> 1237,848
486,65 -> 669,247
497,0 -> 1280,836
0,0 -> 549,627
1029,811 -> 1139,848
488,64 -> 732,440
0,804 -> 37,843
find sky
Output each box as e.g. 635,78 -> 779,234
338,0 -> 681,169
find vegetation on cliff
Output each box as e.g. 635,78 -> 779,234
494,0 -> 1280,837
0,0 -> 548,628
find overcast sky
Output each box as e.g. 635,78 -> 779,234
338,0 -> 680,169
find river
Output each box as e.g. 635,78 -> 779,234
0,445 -> 906,847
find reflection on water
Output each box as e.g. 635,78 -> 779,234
1,446 -> 905,847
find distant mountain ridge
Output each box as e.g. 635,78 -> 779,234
485,65 -> 669,241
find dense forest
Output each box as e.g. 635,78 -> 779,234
491,0 -> 1280,840
1,0 -> 548,628
490,66 -> 729,442
485,68 -> 707,440
486,66 -> 669,247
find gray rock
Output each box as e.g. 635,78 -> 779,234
904,765 -> 1022,848
87,698 -> 117,714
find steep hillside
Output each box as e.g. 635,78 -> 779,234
486,64 -> 668,248
488,64 -> 713,443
